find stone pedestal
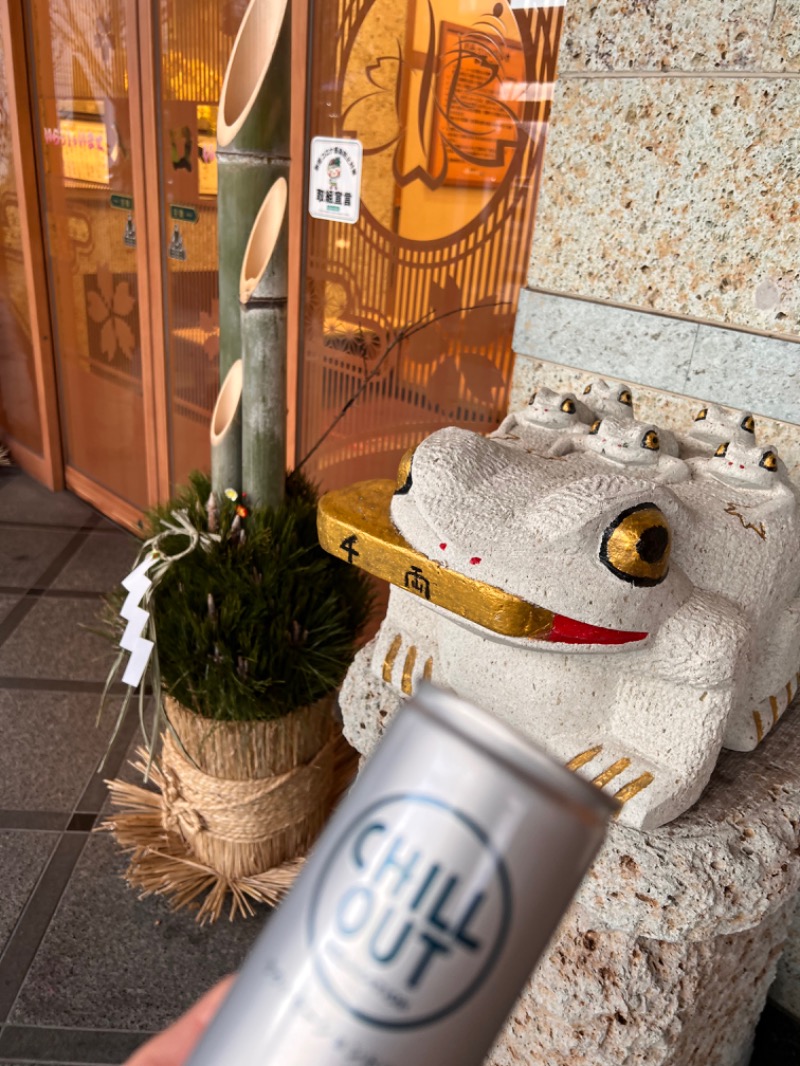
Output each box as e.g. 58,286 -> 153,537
769,896 -> 800,1020
341,644 -> 800,1066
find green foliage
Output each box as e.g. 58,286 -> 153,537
141,471 -> 372,722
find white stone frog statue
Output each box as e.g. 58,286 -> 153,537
318,419 -> 800,831
676,402 -> 758,459
492,386 -> 592,453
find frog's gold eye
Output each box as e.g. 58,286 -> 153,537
641,430 -> 660,451
583,383 -> 593,395
394,446 -> 416,495
619,389 -> 633,407
741,414 -> 755,434
694,407 -> 708,422
600,503 -> 671,588
527,390 -> 538,406
589,419 -> 602,435
714,442 -> 729,458
760,450 -> 778,472
561,398 -> 576,414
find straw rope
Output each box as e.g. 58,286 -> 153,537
101,729 -> 359,924
161,730 -> 333,844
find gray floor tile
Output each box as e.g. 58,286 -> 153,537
10,834 -> 266,1031
0,836 -> 87,1021
0,599 -> 115,682
0,480 -> 93,528
0,529 -> 76,589
0,596 -> 21,627
0,833 -> 58,955
98,727 -> 159,820
0,692 -> 115,811
0,1023 -> 148,1063
93,514 -> 135,535
51,534 -> 139,595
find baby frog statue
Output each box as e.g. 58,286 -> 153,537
676,402 -> 757,459
580,379 -> 635,422
580,378 -> 680,456
559,417 -> 689,484
492,387 -> 592,453
673,440 -> 800,751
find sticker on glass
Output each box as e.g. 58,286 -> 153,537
308,136 -> 363,225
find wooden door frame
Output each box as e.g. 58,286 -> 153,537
287,0 -> 310,470
0,0 -> 63,490
128,0 -> 170,504
1,0 -> 310,517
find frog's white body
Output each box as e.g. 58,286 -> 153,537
676,401 -> 758,459
364,420 -> 800,831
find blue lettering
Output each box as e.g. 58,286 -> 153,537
336,885 -> 373,936
428,874 -> 459,933
369,907 -> 413,964
373,835 -> 420,896
407,933 -> 451,989
455,892 -> 485,951
410,863 -> 440,912
353,821 -> 386,869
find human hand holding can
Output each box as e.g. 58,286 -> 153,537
184,684 -> 615,1066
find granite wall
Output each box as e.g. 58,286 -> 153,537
513,0 -> 800,464
510,0 -> 800,1021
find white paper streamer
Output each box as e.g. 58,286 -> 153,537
122,638 -> 155,688
120,606 -> 150,653
113,512 -> 222,692
117,552 -> 160,687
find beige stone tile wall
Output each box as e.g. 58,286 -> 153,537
513,0 -> 799,471
529,77 -> 800,337
560,0 -> 800,73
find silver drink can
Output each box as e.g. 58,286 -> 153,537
186,683 -> 614,1066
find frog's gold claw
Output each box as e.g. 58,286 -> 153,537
380,631 -> 435,696
750,671 -> 800,746
565,743 -> 655,813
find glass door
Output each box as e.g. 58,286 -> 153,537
299,0 -> 566,489
146,0 -> 246,492
0,21 -> 42,460
0,0 -> 62,487
25,0 -> 158,519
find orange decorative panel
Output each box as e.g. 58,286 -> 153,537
299,0 -> 566,489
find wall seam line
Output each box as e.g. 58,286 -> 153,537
521,287 -> 800,346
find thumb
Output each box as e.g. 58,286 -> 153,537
126,975 -> 235,1066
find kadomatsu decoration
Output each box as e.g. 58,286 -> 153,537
101,472 -> 371,922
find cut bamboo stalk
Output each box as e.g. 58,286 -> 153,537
217,0 -> 291,383
240,178 -> 289,509
210,359 -> 243,496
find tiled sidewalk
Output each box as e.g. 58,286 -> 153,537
0,468 -> 264,1066
0,465 -> 797,1065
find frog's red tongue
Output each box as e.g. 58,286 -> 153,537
547,614 -> 648,646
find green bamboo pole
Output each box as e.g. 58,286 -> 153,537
214,0 -> 291,497
240,178 -> 289,509
210,359 -> 243,495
